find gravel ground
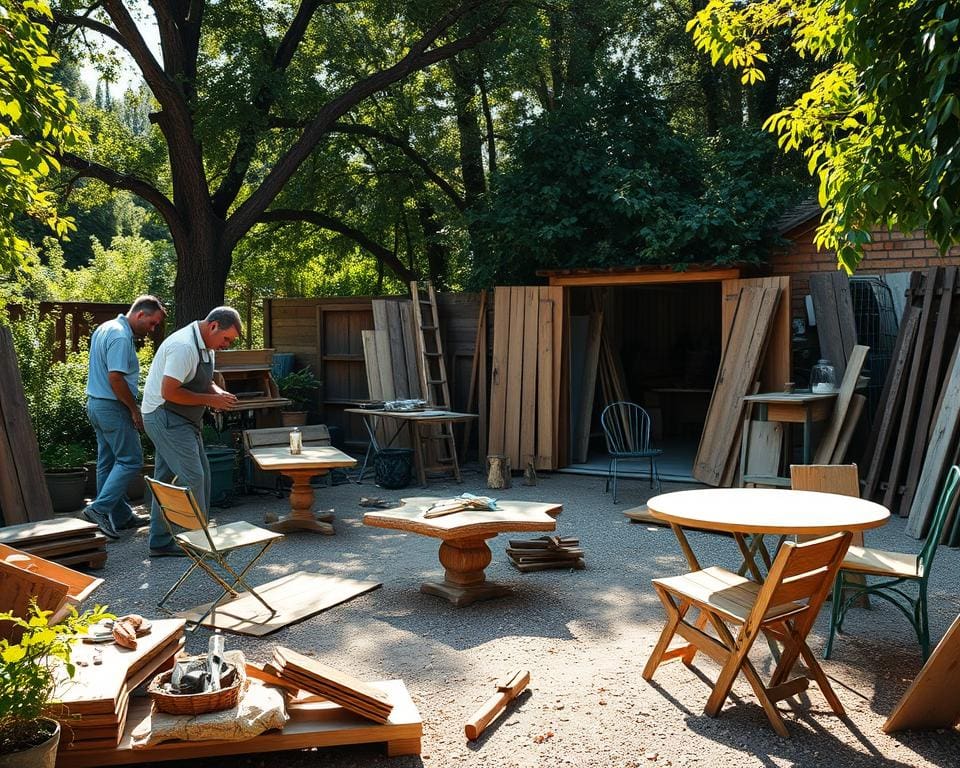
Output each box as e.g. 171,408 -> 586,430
88,468 -> 960,768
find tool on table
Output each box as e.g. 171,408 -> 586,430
465,669 -> 530,741
423,493 -> 498,519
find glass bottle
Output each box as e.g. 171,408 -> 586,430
811,359 -> 838,393
207,631 -> 225,691
289,427 -> 302,455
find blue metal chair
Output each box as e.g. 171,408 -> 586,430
600,401 -> 662,503
824,464 -> 960,660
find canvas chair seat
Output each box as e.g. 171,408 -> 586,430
840,545 -> 920,578
643,532 -> 852,738
176,521 -> 281,554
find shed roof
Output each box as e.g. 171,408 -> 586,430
536,264 -> 742,286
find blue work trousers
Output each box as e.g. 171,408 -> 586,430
143,408 -> 210,551
86,398 -> 141,528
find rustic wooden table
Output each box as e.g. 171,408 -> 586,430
363,496 -> 561,606
248,446 -> 356,534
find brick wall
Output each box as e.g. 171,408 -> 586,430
766,218 -> 960,318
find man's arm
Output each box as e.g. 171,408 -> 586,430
160,376 -> 237,410
108,372 -> 143,430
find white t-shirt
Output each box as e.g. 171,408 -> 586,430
141,322 -> 215,414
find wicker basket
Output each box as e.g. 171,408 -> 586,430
148,653 -> 247,715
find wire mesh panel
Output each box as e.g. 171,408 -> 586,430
850,276 -> 899,425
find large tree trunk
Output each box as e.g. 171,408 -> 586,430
172,215 -> 232,326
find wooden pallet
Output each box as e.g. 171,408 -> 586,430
506,535 -> 584,572
0,517 -> 107,570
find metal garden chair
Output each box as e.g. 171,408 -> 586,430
600,401 -> 662,502
824,464 -> 960,661
643,532 -> 852,737
146,477 -> 284,628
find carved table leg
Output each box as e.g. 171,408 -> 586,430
420,535 -> 511,607
267,469 -> 335,534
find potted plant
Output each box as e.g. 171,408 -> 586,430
0,601 -> 111,768
277,367 -> 320,427
40,443 -> 89,515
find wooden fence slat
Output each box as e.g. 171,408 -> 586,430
814,344 -> 869,465
487,288 -> 512,458
398,301 -> 421,400
503,287 -> 526,468
519,289 -> 540,470
537,297 -> 554,471
810,271 -> 857,382
831,394 -> 866,464
573,310 -> 604,464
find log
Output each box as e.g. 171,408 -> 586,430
464,670 -> 530,741
486,455 -> 511,489
522,461 -> 537,486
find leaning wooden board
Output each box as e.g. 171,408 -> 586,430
54,679 -> 422,766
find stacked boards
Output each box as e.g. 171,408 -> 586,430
0,517 -> 107,570
54,618 -> 185,751
270,646 -> 394,724
506,536 -> 584,572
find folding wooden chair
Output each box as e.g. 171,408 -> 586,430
643,532 -> 852,737
146,477 -> 284,628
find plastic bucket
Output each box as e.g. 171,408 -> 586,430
204,447 -> 236,506
374,448 -> 413,489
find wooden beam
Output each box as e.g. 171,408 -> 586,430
546,268 -> 742,287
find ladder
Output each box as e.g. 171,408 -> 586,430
410,280 -> 460,482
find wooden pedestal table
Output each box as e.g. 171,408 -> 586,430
248,446 -> 356,534
363,496 -> 561,607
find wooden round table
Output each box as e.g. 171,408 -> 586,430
647,488 -> 890,576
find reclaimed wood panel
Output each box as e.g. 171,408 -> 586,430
810,271 -> 857,381
722,276 -> 791,392
520,289 -> 539,469
537,298 -> 555,471
814,345 -> 869,465
503,287 -> 526,467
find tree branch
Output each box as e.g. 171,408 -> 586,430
59,152 -> 184,242
211,0 -> 324,215
225,0 -> 506,244
53,13 -> 130,52
330,122 -> 466,211
259,208 -> 415,282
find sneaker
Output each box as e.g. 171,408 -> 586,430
117,513 -> 151,530
81,506 -> 119,540
149,545 -> 187,558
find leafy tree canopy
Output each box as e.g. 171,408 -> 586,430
688,0 -> 960,272
0,0 -> 85,274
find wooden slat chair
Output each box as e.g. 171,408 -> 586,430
825,464 -> 960,661
146,477 -> 284,629
643,532 -> 852,737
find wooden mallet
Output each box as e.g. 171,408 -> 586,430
464,669 -> 530,741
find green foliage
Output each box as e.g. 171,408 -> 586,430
9,304 -> 95,466
0,1 -> 86,272
277,367 -> 320,412
688,0 -> 960,272
0,601 -> 112,753
471,73 -> 802,285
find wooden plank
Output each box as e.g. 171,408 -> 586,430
460,291 -> 487,461
573,310 -> 603,464
487,287 -> 511,457
361,331 -> 384,402
722,276 -> 791,392
519,288 -> 540,470
546,267 -> 741,287
813,344 -> 869,464
0,559 -> 69,642
694,286 -> 781,486
0,325 -> 54,525
536,297 -> 555,471
556,289 -> 569,467
503,287 -> 526,468
397,301 -> 420,400
0,517 -> 97,545
810,271 -> 858,382
901,267 -> 957,515
906,333 -> 960,538
478,296 -> 489,462
0,543 -> 102,603
861,302 -> 921,500
831,394 -> 866,464
386,301 -> 410,399
741,420 -> 784,484
884,613 -> 960,732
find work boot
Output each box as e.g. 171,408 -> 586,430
81,506 -> 119,540
117,512 -> 151,530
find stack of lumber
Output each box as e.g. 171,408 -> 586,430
488,286 -> 565,471
694,284 -> 783,486
506,535 -> 584,572
0,517 -> 107,570
364,299 -> 422,402
53,619 -> 185,751
857,268 -> 960,541
270,646 -> 394,724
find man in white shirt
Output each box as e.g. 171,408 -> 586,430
141,306 -> 240,557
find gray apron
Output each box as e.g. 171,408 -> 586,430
161,324 -> 213,426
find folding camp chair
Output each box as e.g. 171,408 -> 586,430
643,532 -> 852,737
146,477 -> 284,628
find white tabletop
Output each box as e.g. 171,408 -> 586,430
647,488 -> 889,536
249,445 -> 356,471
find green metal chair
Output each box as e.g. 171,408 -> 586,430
824,464 -> 960,660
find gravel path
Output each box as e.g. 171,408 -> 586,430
90,469 -> 960,767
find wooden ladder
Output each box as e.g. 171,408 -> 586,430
410,281 -> 460,482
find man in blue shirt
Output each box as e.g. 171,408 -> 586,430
83,295 -> 166,539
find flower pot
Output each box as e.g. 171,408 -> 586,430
280,411 -> 308,427
126,463 -> 155,502
0,718 -> 60,768
44,469 -> 88,515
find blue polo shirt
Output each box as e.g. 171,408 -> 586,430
86,315 -> 139,400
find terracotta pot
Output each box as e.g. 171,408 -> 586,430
280,411 -> 308,427
0,718 -> 60,768
44,469 -> 87,515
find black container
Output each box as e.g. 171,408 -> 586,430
374,448 -> 413,489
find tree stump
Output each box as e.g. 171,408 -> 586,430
486,454 -> 511,489
523,460 -> 537,486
